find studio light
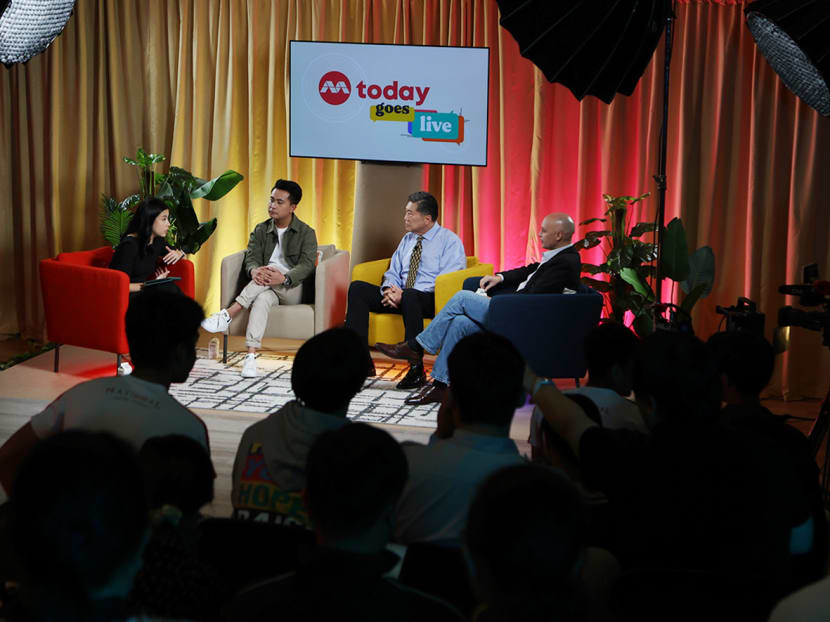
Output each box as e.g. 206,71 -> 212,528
0,0 -> 76,67
746,0 -> 830,116
495,0 -> 671,104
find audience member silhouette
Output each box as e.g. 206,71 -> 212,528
6,431 -> 149,621
530,330 -> 802,618
0,289 -> 209,492
129,434 -> 224,621
530,321 -> 646,462
708,331 -> 827,588
225,423 -> 464,621
465,464 -> 606,622
393,331 -> 527,545
230,327 -> 369,526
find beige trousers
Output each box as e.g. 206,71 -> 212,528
235,280 -> 303,348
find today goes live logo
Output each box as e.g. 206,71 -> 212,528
317,70 -> 464,144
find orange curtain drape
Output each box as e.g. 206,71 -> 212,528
1,0 -> 827,397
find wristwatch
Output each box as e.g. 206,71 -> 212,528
284,275 -> 292,287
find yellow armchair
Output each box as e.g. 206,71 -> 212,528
351,256 -> 494,346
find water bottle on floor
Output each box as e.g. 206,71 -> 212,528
208,337 -> 219,360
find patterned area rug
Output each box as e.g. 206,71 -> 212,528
169,349 -> 439,428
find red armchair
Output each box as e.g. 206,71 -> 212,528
39,246 -> 195,373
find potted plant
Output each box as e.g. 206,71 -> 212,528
579,192 -> 715,336
100,147 -> 243,254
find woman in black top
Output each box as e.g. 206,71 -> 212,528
109,197 -> 185,292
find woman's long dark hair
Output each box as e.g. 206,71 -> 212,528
124,197 -> 168,257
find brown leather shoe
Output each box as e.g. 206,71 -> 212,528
404,381 -> 446,406
375,341 -> 423,364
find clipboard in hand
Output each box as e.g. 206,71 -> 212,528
143,276 -> 182,288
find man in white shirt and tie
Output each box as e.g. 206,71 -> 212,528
376,212 -> 580,405
345,191 -> 466,390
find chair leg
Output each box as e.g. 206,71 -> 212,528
116,353 -> 122,376
53,344 -> 60,372
223,334 -> 228,364
574,377 -> 580,388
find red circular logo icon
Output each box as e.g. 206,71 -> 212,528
318,71 -> 351,105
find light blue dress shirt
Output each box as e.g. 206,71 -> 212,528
381,222 -> 466,293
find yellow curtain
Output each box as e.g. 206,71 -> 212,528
1,0 -> 828,398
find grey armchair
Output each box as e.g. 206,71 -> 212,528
219,244 -> 350,362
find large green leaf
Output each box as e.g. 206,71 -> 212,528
581,263 -> 608,275
100,194 -> 118,214
190,170 -> 244,201
680,245 -> 715,297
581,276 -> 611,293
579,217 -> 607,226
101,210 -> 133,248
629,221 -> 657,237
679,282 -> 708,314
178,219 -> 218,255
119,193 -> 140,212
620,267 -> 654,301
632,312 -> 655,338
172,188 -> 199,237
632,240 -> 658,263
662,217 -> 690,281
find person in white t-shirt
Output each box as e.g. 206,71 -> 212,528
529,321 -> 646,460
0,290 -> 209,492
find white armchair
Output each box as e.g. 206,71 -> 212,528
219,244 -> 350,362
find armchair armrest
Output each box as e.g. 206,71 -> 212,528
39,259 -> 131,354
351,258 -> 390,286
220,250 -> 247,310
485,292 -> 603,379
314,250 -> 351,334
434,263 -> 494,312
168,258 -> 195,298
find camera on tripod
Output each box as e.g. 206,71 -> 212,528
777,263 -> 830,349
715,297 -> 765,336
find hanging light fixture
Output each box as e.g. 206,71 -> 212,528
0,0 -> 76,67
745,0 -> 830,116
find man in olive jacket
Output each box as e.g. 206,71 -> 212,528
202,179 -> 318,377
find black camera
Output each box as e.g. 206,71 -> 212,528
715,297 -> 765,336
777,263 -> 830,349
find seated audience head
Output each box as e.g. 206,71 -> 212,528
447,331 -> 525,431
291,327 -> 369,415
633,330 -> 721,426
125,289 -> 204,383
271,178 -> 302,206
540,212 -> 576,250
465,464 -> 586,617
706,331 -> 775,404
139,434 -> 215,515
124,197 -> 170,252
10,431 -> 149,615
404,190 -> 439,233
584,321 -> 639,394
305,423 -> 407,551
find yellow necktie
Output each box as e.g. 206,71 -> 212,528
405,235 -> 424,289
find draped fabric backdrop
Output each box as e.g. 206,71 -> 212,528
0,0 -> 827,398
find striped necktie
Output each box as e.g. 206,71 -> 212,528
404,235 -> 424,289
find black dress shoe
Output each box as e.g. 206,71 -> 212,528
396,364 -> 426,390
404,381 -> 446,406
375,341 -> 423,364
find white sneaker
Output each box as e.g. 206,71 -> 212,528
241,353 -> 258,378
202,309 -> 231,333
118,361 -> 133,376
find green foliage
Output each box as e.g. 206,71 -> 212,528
580,192 -> 715,336
100,149 -> 243,255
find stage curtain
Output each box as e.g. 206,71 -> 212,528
0,0 -> 827,397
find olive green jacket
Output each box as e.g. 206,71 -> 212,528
243,214 -> 318,289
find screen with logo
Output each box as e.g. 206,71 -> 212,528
290,41 -> 489,166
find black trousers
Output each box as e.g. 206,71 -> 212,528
344,280 -> 435,344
